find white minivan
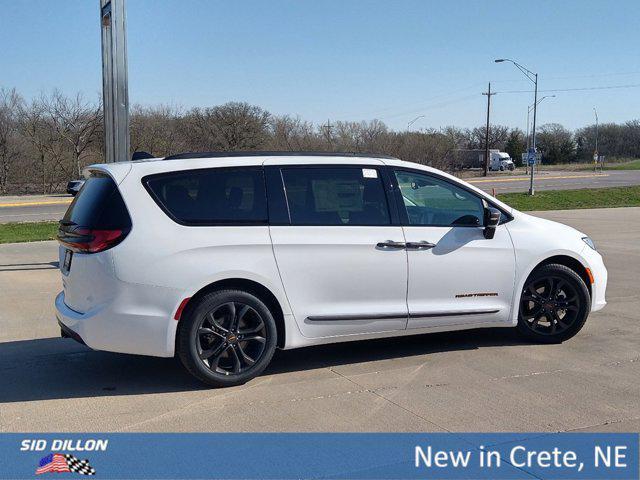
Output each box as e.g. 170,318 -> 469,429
56,152 -> 607,387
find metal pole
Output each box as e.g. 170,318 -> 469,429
526,107 -> 531,152
594,108 -> 599,172
101,0 -> 130,163
483,82 -> 491,177
529,73 -> 538,195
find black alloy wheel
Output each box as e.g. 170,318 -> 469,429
178,290 -> 277,387
517,264 -> 590,343
197,301 -> 267,375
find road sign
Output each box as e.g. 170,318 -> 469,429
527,151 -> 537,166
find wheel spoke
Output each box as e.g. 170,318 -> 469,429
543,278 -> 555,299
199,342 -> 226,361
521,295 -> 539,304
229,346 -> 242,373
236,343 -> 256,366
225,302 -> 237,330
239,318 -> 265,335
198,327 -> 225,339
555,280 -> 567,298
243,335 -> 266,344
208,312 -> 228,333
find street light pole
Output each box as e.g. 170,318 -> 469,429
407,115 -> 425,129
495,58 -> 538,195
525,95 -> 555,173
594,108 -> 599,155
530,73 -> 538,195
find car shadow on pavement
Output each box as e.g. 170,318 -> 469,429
0,328 -> 529,402
0,261 -> 59,272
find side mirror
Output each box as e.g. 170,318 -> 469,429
483,207 -> 501,239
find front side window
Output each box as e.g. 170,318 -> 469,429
145,167 -> 267,225
395,170 -> 484,227
281,167 -> 390,226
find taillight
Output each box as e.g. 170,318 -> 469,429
57,227 -> 129,253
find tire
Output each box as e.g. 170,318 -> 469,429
177,289 -> 277,387
516,264 -> 591,343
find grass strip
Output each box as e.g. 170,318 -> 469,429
0,221 -> 58,244
497,185 -> 640,211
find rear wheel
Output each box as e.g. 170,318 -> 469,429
177,289 -> 277,387
517,264 -> 590,343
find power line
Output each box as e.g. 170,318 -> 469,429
497,83 -> 640,94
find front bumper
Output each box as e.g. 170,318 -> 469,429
585,248 -> 607,312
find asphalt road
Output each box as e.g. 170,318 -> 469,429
2,170 -> 640,223
468,169 -> 640,194
0,195 -> 71,224
0,207 -> 638,433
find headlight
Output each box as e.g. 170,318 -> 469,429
582,236 -> 597,251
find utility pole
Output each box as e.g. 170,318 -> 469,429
100,0 -> 130,163
482,82 -> 496,177
593,108 -> 599,172
323,119 -> 334,149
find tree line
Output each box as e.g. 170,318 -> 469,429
1,87 -> 639,194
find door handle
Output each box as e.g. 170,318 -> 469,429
376,240 -> 406,249
406,241 -> 436,250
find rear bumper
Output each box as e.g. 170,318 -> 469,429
55,288 -> 181,358
58,318 -> 86,346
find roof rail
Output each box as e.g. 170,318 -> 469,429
162,151 -> 399,161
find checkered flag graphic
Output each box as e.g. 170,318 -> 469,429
64,454 -> 96,476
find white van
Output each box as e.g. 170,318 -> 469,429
56,152 -> 606,386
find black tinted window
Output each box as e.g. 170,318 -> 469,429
282,167 -> 390,226
62,173 -> 131,229
395,170 -> 484,227
145,167 -> 267,225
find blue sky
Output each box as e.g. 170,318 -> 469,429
1,0 -> 639,131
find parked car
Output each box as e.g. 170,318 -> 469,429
66,179 -> 85,196
55,152 -> 607,387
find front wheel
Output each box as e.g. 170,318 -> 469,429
517,264 -> 591,343
177,289 -> 277,387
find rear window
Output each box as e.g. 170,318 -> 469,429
144,167 -> 267,225
62,173 -> 131,229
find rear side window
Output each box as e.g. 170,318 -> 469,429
281,167 -> 390,226
62,173 -> 131,229
144,167 -> 267,225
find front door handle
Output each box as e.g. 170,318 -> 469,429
406,241 -> 436,250
376,240 -> 406,249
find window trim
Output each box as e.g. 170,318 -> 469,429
142,166 -> 269,227
276,164 -> 399,227
389,167 -> 513,228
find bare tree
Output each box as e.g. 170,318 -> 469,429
180,102 -> 271,152
45,90 -> 102,177
0,88 -> 23,193
130,104 -> 183,157
269,115 -> 319,151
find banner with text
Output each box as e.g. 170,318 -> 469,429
1,433 -> 637,479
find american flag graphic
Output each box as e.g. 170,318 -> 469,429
36,453 -> 96,475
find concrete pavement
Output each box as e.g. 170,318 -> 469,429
0,207 -> 638,432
